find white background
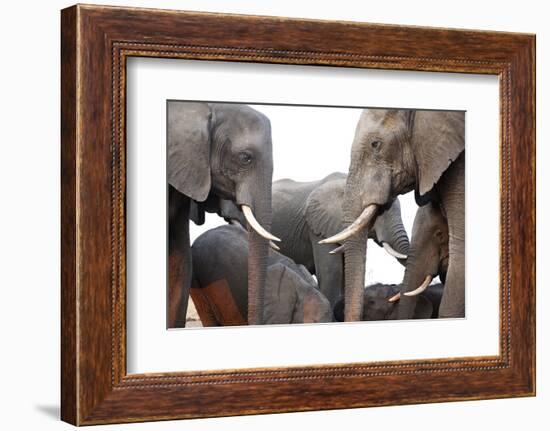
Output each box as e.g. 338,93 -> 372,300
0,0 -> 547,430
127,59 -> 499,373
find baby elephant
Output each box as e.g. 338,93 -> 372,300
191,225 -> 332,326
333,283 -> 443,322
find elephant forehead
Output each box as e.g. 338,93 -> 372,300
213,104 -> 270,132
215,120 -> 269,144
412,203 -> 448,237
168,101 -> 209,121
364,283 -> 398,298
360,109 -> 406,128
354,109 -> 409,147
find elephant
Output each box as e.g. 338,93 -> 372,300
191,225 -> 332,325
322,109 -> 464,320
220,172 -> 410,308
389,202 -> 450,319
167,102 -> 278,327
333,283 -> 443,322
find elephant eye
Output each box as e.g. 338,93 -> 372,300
371,140 -> 382,150
238,151 -> 253,165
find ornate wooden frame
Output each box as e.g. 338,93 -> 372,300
61,4 -> 536,425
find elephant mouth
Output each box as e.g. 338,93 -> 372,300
229,218 -> 281,251
328,243 -> 345,255
404,274 -> 433,297
387,274 -> 435,303
387,291 -> 401,303
327,240 -> 407,261
319,204 -> 379,245
227,210 -> 281,251
241,205 -> 279,242
381,242 -> 408,260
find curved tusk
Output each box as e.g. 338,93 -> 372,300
269,241 -> 280,251
388,292 -> 401,302
404,275 -> 433,297
329,244 -> 346,255
382,242 -> 408,260
241,205 -> 281,242
319,204 -> 378,244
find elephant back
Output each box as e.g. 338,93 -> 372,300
191,225 -> 250,314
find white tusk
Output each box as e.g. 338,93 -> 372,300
319,204 -> 378,244
329,244 -> 346,254
269,241 -> 280,251
404,275 -> 433,297
241,205 -> 281,242
382,242 -> 408,260
388,292 -> 401,302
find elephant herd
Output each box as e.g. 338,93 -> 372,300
167,102 -> 465,328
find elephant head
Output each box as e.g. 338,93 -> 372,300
305,177 -> 410,262
168,102 -> 277,326
390,202 -> 449,319
333,283 -> 438,322
321,109 -> 464,321
264,263 -> 332,324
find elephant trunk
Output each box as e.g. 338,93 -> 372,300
343,231 -> 367,321
397,249 -> 423,319
247,228 -> 270,325
387,224 -> 410,266
336,170 -> 379,322
241,181 -> 273,325
372,199 -> 410,263
388,225 -> 410,256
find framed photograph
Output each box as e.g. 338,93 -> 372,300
61,4 -> 535,425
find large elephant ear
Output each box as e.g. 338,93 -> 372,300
305,177 -> 346,239
167,101 -> 212,202
412,110 -> 465,198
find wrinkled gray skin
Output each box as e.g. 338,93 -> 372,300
192,225 -> 332,324
341,109 -> 464,320
168,102 -> 273,327
398,202 -> 449,319
333,283 -> 443,322
221,173 -> 409,308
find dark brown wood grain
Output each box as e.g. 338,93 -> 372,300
60,5 -> 78,425
61,4 -> 536,425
